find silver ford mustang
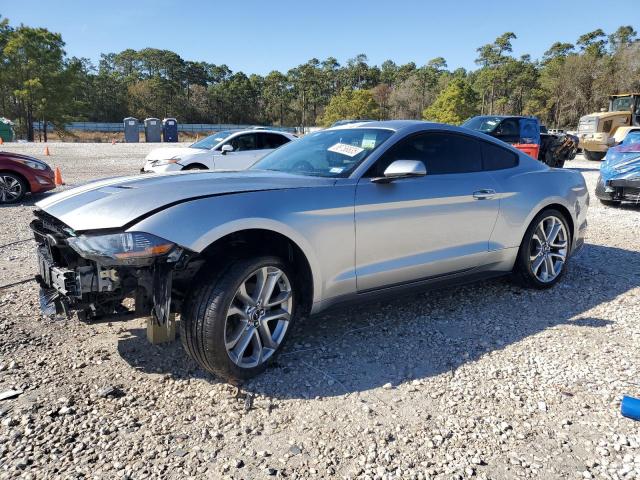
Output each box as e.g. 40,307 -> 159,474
32,121 -> 589,381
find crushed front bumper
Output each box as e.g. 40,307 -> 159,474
30,211 -> 188,322
595,175 -> 640,202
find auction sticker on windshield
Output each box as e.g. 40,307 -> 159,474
361,133 -> 377,149
328,143 -> 364,157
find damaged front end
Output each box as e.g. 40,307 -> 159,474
596,140 -> 640,203
31,210 -> 198,323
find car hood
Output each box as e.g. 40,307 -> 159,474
145,147 -> 205,161
36,170 -> 336,231
601,143 -> 640,182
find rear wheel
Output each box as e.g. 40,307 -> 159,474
0,173 -> 27,204
181,256 -> 296,382
513,209 -> 571,289
584,150 -> 605,161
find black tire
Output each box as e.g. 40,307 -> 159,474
180,256 -> 297,382
584,150 -> 605,161
599,198 -> 621,207
543,150 -> 555,167
183,164 -> 207,170
0,172 -> 27,204
513,208 -> 571,289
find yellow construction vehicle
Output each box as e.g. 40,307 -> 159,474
577,93 -> 640,160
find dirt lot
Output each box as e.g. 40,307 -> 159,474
1,143 -> 639,479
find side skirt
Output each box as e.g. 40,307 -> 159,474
311,268 -> 509,315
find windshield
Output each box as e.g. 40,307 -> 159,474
190,130 -> 235,150
622,131 -> 640,145
610,96 -> 634,112
251,128 -> 394,177
462,116 -> 502,133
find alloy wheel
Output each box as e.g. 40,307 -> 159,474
224,266 -> 293,368
529,215 -> 568,283
0,175 -> 23,203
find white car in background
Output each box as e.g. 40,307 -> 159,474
141,129 -> 296,173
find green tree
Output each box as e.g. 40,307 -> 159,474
608,26 -> 637,51
3,25 -> 69,140
422,78 -> 477,125
263,71 -> 291,125
320,89 -> 380,127
577,29 -> 607,57
475,32 -> 517,114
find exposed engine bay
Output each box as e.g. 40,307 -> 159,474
30,210 -> 201,322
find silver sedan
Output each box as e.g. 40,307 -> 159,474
32,121 -> 589,381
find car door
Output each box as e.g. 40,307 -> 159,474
255,133 -> 292,161
354,131 -> 500,292
214,133 -> 259,170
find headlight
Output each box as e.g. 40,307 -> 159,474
154,157 -> 181,166
15,158 -> 47,170
67,232 -> 176,266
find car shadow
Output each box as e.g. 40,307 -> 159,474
566,166 -> 600,173
616,202 -> 640,211
116,243 -> 638,398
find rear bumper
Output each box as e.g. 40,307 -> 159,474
573,219 -> 587,255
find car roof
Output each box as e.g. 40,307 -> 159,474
211,128 -> 293,137
328,120 -> 429,132
469,115 -> 536,121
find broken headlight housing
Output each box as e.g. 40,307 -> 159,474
153,157 -> 181,166
67,232 -> 177,266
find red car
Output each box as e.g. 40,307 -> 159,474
0,152 -> 56,204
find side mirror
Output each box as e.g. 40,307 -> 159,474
221,144 -> 234,155
606,137 -> 617,147
372,160 -> 426,184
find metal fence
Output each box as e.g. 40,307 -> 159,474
32,121 -> 297,134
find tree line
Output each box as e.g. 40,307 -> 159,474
0,14 -> 638,140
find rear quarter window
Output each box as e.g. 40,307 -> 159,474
481,141 -> 519,170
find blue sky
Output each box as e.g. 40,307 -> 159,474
2,0 -> 638,74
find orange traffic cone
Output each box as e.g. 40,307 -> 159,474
0,137 -> 4,145
44,145 -> 50,156
54,167 -> 64,186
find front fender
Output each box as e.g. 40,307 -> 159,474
129,186 -> 357,305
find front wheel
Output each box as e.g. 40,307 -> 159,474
513,209 -> 571,289
0,173 -> 27,204
183,164 -> 207,171
181,256 -> 296,381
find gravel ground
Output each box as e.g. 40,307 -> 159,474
1,144 -> 639,479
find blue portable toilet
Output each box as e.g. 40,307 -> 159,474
163,118 -> 178,143
123,117 -> 139,143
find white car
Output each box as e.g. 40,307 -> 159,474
141,129 -> 296,173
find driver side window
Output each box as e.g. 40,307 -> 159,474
228,134 -> 257,152
366,132 -> 482,177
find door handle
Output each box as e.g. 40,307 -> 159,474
473,189 -> 496,200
